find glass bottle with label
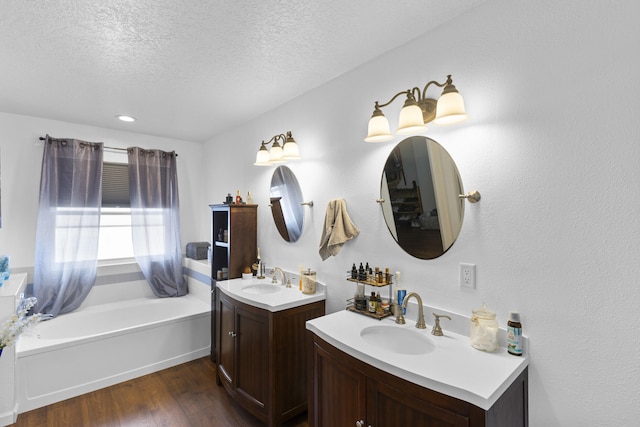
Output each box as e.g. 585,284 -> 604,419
507,311 -> 523,356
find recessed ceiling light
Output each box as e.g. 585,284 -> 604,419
116,115 -> 136,122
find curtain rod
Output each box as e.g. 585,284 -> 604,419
38,137 -> 178,157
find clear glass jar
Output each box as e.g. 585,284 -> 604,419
470,303 -> 499,352
302,269 -> 316,294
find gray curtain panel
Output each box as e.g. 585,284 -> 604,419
33,136 -> 103,317
128,147 -> 187,297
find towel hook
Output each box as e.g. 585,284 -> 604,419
375,198 -> 385,203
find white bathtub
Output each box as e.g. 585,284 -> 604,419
15,262 -> 211,413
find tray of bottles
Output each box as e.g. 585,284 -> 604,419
345,298 -> 393,320
346,276 -> 393,287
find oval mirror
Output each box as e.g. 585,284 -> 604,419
380,136 -> 464,259
270,165 -> 304,242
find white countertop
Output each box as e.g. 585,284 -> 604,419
216,277 -> 326,312
306,310 -> 529,410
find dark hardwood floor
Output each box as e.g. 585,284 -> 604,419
10,357 -> 309,427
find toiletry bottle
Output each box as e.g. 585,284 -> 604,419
395,271 -> 406,315
507,312 -> 523,356
375,292 -> 383,314
299,265 -> 303,290
368,292 -> 377,313
355,282 -> 365,310
358,263 -> 365,281
236,190 -> 242,204
351,263 -> 357,279
246,191 -> 253,204
252,247 -> 261,276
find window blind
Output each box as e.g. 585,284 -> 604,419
102,162 -> 130,207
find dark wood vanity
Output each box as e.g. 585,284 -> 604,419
216,289 -> 325,427
308,333 -> 528,427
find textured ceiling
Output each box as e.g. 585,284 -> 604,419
0,1 -> 483,142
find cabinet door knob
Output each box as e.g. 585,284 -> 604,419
228,331 -> 237,337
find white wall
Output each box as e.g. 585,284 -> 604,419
0,112 -> 205,272
0,0 -> 638,425
201,1 -> 640,425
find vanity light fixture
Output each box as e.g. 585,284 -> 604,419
254,131 -> 300,166
365,75 -> 468,142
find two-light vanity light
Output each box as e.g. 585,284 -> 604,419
365,75 -> 468,142
254,131 -> 300,166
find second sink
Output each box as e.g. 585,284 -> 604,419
360,325 -> 435,355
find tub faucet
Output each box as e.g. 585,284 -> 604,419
395,292 -> 427,329
271,267 -> 288,286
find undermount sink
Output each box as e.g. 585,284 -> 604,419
241,284 -> 282,295
360,325 -> 436,355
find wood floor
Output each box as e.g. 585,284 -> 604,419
10,357 -> 309,427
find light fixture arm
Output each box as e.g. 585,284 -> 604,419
374,89 -> 413,109
420,75 -> 452,101
373,76 -> 452,110
264,133 -> 286,147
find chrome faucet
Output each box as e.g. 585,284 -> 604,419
395,292 -> 427,329
271,267 -> 288,286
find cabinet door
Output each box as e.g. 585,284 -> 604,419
217,293 -> 235,387
312,342 -> 367,427
235,305 -> 269,410
367,378 -> 470,427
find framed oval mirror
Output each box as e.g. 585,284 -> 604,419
380,136 -> 464,259
270,165 -> 304,242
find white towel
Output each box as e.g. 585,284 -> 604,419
319,199 -> 360,260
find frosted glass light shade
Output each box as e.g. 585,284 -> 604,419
269,143 -> 285,163
396,103 -> 427,135
254,146 -> 271,166
434,91 -> 468,125
365,114 -> 393,142
283,141 -> 300,159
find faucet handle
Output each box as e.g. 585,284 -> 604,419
432,313 -> 452,336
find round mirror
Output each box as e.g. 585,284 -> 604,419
380,136 -> 464,259
270,165 -> 304,242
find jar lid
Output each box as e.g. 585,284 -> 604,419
472,303 -> 496,319
509,311 -> 521,322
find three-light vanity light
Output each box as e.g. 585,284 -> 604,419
365,74 -> 468,142
254,131 -> 300,166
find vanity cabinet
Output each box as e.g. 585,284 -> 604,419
209,203 -> 258,280
216,289 -> 325,427
309,334 -> 528,427
210,203 -> 257,361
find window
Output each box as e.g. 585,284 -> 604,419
98,162 -> 134,260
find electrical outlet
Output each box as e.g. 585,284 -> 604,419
460,263 -> 476,289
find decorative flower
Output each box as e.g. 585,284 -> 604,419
0,296 -> 42,351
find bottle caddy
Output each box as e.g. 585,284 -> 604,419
346,262 -> 394,320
